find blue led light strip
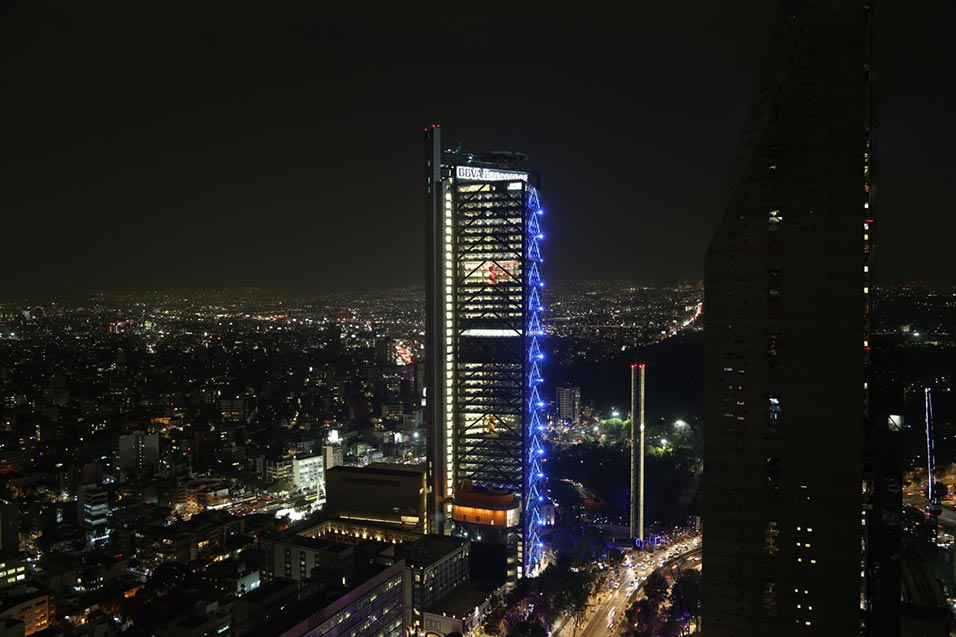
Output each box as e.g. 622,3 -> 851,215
526,186 -> 545,574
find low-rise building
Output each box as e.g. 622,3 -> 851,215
291,454 -> 323,495
0,556 -> 25,590
398,536 -> 470,634
259,535 -> 353,583
243,561 -> 405,637
325,463 -> 428,533
0,585 -> 53,636
156,599 -> 231,637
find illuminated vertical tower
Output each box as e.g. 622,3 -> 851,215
424,125 -> 546,580
702,1 -> 873,634
629,363 -> 645,542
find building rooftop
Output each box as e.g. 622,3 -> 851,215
175,614 -> 211,629
398,536 -> 467,569
266,533 -> 353,555
245,563 -> 402,637
327,463 -> 426,478
452,480 -> 517,510
425,578 -> 496,622
367,461 -> 426,474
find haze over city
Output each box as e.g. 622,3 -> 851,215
1,1 -> 953,297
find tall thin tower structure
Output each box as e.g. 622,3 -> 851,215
925,388 -> 938,506
702,1 -> 873,634
424,124 -> 546,581
630,363 -> 645,541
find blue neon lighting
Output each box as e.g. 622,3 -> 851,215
525,185 -> 546,575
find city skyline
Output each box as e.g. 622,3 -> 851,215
1,1 -> 953,297
1,2 -> 954,635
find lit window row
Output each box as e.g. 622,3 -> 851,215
444,188 -> 455,496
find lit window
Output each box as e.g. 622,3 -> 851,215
768,209 -> 783,231
767,333 -> 780,362
765,521 -> 779,555
769,396 -> 782,423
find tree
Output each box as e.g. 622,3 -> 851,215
606,548 -> 625,568
483,598 -> 508,636
643,570 -> 669,608
270,477 -> 292,494
508,618 -> 548,637
669,569 -> 701,635
598,418 -> 627,443
630,597 -> 664,637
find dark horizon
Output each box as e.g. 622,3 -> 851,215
1,1 -> 953,296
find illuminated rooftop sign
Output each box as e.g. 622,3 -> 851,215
455,165 -> 528,182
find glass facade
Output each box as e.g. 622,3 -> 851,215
425,128 -> 545,579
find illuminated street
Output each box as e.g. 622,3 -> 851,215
555,536 -> 701,637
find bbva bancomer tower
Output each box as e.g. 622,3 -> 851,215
424,124 -> 546,581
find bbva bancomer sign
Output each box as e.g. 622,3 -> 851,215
455,166 -> 528,182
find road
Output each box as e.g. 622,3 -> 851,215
903,492 -> 956,544
558,536 -> 701,637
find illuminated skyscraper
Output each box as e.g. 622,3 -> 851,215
556,386 -> 581,425
702,1 -> 874,634
424,125 -> 546,580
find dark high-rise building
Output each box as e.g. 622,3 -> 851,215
116,431 -> 160,471
424,125 -> 547,580
864,341 -> 902,635
702,1 -> 873,634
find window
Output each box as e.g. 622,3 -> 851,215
769,396 -> 782,423
767,333 -> 780,364
766,457 -> 780,491
768,209 -> 783,231
764,521 -> 780,555
763,581 -> 778,616
767,270 -> 781,299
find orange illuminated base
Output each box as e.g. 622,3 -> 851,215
452,504 -> 520,527
451,480 -> 520,528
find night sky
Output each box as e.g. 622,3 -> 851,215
1,2 -> 952,297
